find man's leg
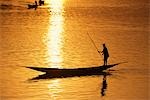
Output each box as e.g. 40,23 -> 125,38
104,58 -> 106,66
104,58 -> 105,66
105,59 -> 107,66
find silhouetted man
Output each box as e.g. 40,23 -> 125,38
39,0 -> 44,6
39,0 -> 42,6
35,0 -> 38,10
101,44 -> 109,66
35,0 -> 37,5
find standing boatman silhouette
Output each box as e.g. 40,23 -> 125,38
99,44 -> 109,66
87,33 -> 110,66
33,0 -> 37,10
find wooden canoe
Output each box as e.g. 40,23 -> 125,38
27,63 -> 121,79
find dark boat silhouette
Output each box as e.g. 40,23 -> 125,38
30,71 -> 111,80
27,63 -> 123,79
28,4 -> 37,9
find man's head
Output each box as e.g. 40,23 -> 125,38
103,44 -> 106,47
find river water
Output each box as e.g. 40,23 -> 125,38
0,0 -> 149,100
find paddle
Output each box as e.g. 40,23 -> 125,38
87,32 -> 102,57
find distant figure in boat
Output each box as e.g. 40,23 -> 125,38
99,44 -> 109,66
35,0 -> 38,7
28,0 -> 38,10
39,0 -> 44,6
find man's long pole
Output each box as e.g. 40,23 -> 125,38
87,33 -> 101,56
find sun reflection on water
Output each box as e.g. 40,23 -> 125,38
48,79 -> 63,99
45,0 -> 65,98
45,0 -> 65,68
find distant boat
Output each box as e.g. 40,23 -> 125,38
28,0 -> 38,10
28,4 -> 37,10
27,63 -> 121,79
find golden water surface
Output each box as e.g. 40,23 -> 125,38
0,0 -> 149,100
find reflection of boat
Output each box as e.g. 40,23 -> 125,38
27,63 -> 121,79
30,71 -> 111,80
